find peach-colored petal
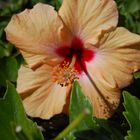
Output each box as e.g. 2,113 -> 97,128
59,0 -> 118,45
17,64 -> 71,119
23,81 -> 71,119
20,51 -> 46,66
17,64 -> 52,99
5,3 -> 63,55
78,27 -> 140,118
88,27 -> 140,89
78,74 -> 120,118
86,53 -> 134,91
20,50 -> 61,69
100,27 -> 140,49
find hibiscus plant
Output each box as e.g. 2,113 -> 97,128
0,0 -> 140,140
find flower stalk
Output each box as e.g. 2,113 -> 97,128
53,108 -> 90,140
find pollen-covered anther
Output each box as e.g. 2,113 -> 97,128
51,61 -> 78,86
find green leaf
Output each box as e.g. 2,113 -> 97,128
69,81 -> 96,128
55,0 -> 62,10
123,91 -> 140,140
64,81 -> 97,139
0,57 -> 18,86
0,82 -> 44,140
50,0 -> 62,10
95,119 -> 124,140
0,42 -> 13,58
116,0 -> 140,34
135,21 -> 140,34
30,0 -> 46,5
123,0 -> 140,14
134,71 -> 140,79
0,28 -> 4,38
70,81 -> 97,128
0,46 -> 6,58
73,119 -> 124,140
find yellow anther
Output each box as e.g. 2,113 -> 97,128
51,56 -> 78,86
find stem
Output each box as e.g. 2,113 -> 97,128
53,109 -> 90,140
15,125 -> 30,140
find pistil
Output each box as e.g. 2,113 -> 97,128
51,55 -> 78,86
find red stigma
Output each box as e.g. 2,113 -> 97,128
55,37 -> 95,73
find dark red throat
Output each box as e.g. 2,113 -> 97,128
55,37 -> 95,73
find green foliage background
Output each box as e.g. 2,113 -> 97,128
0,0 -> 140,140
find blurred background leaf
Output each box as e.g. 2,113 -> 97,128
0,57 -> 18,86
123,91 -> 140,140
0,82 -> 44,140
134,71 -> 140,79
116,0 -> 140,34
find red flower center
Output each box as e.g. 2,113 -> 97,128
55,37 -> 95,73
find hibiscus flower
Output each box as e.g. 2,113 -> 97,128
5,0 -> 140,119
